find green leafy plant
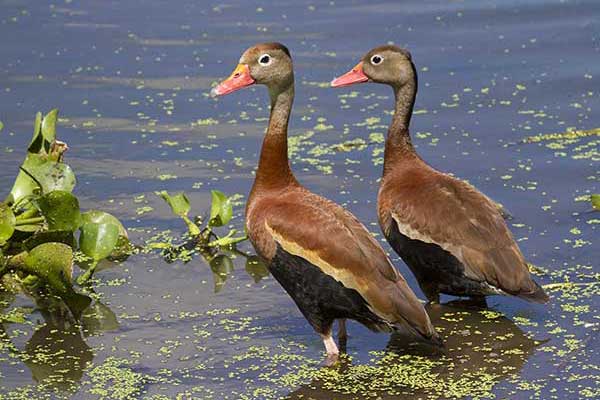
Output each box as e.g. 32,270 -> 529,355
209,190 -> 233,228
158,191 -> 200,236
157,189 -> 246,247
76,222 -> 120,285
151,190 -> 255,292
0,203 -> 16,246
0,109 -> 131,319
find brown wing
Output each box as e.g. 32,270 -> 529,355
388,168 -> 544,298
255,188 -> 437,340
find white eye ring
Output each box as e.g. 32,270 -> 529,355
258,53 -> 272,66
370,54 -> 384,65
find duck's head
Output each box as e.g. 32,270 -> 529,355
211,42 -> 293,97
331,45 -> 415,89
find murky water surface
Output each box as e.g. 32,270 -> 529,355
0,0 -> 598,398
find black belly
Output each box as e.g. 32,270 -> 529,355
386,222 -> 493,299
267,245 -> 389,334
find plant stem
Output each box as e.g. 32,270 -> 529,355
207,232 -> 248,247
182,215 -> 201,237
15,206 -> 39,221
15,217 -> 44,226
77,260 -> 98,285
223,235 -> 248,245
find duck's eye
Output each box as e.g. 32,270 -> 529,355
370,55 -> 383,65
259,54 -> 272,66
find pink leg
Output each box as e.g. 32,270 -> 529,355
320,333 -> 339,366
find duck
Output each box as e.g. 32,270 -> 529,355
331,45 -> 548,305
211,42 -> 441,365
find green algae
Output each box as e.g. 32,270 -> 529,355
1,8 -> 598,400
519,127 -> 600,162
521,127 -> 600,144
83,357 -> 147,399
2,112 -> 599,400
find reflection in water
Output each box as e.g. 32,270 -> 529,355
210,254 -> 235,293
80,297 -> 120,337
23,318 -> 93,391
0,288 -> 118,392
286,301 -> 543,399
208,249 -> 270,293
244,255 -> 270,283
154,230 -> 270,293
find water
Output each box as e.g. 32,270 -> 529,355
0,0 -> 598,398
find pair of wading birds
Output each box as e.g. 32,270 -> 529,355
211,42 -> 549,365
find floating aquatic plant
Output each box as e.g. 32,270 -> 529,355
0,109 -> 131,319
152,189 -> 254,291
156,189 -> 247,249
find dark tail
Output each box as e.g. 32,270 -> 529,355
426,331 -> 445,349
392,321 -> 445,350
516,281 -> 550,304
388,328 -> 446,357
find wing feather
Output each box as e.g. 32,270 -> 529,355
261,189 -> 436,338
388,170 -> 540,296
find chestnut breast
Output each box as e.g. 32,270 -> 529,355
377,161 -> 437,236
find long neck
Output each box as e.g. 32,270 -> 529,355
383,76 -> 418,175
254,83 -> 297,189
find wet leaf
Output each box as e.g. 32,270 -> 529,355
209,254 -> 234,293
209,190 -> 233,227
77,223 -> 120,285
29,160 -> 76,194
7,154 -> 46,204
591,194 -> 600,211
22,230 -> 76,252
79,222 -> 120,261
7,155 -> 76,204
82,210 -> 131,259
24,243 -> 74,289
158,190 -> 191,217
81,210 -> 128,238
22,242 -> 92,318
14,223 -> 43,233
0,203 -> 16,244
27,112 -> 43,153
37,191 -> 81,231
158,191 -> 200,236
40,109 -> 58,149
